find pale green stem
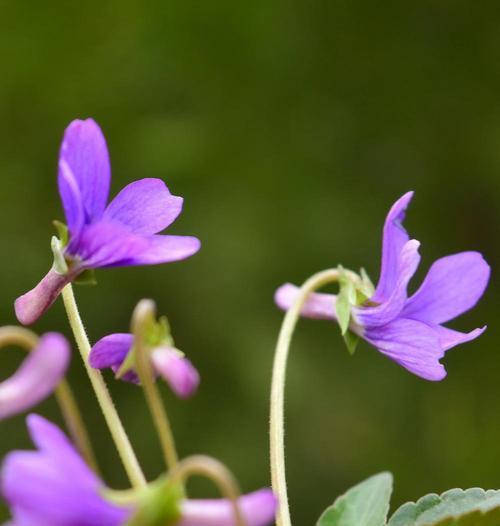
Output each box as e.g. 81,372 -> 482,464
131,299 -> 179,470
61,284 -> 146,489
270,269 -> 344,526
0,326 -> 98,473
169,455 -> 246,526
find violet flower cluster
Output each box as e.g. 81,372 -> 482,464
0,119 -> 276,526
0,117 -> 491,526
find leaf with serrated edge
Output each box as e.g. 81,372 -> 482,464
317,472 -> 393,526
388,488 -> 500,526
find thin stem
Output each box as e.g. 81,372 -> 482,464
169,455 -> 246,526
0,326 -> 98,472
270,269 -> 342,526
61,284 -> 146,489
131,299 -> 179,470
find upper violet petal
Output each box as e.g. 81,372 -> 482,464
58,118 -> 111,222
433,325 -> 486,352
401,251 -> 490,325
355,239 -> 421,328
151,347 -> 200,399
104,178 -> 183,235
372,191 -> 414,303
57,159 -> 85,240
89,333 -> 133,369
0,334 -> 70,420
274,283 -> 337,320
110,234 -> 201,267
179,488 -> 277,526
364,317 -> 446,381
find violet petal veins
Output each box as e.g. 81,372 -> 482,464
275,192 -> 490,381
89,333 -> 200,398
2,416 -> 276,526
15,118 -> 201,325
0,333 -> 70,420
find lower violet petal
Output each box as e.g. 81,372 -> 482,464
433,325 -> 486,352
364,317 -> 446,381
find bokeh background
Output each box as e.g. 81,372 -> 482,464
1,1 -> 500,523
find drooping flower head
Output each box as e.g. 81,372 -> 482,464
89,333 -> 200,399
2,415 -> 277,526
0,333 -> 70,420
275,192 -> 490,381
15,119 -> 200,325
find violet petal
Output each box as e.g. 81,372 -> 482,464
57,159 -> 85,240
355,239 -> 420,328
104,178 -> 183,235
178,488 -> 277,526
0,334 -> 70,420
433,325 -> 486,352
372,191 -> 414,303
364,318 -> 446,381
58,118 -> 111,222
112,234 -> 201,267
401,251 -> 490,325
2,415 -> 130,526
89,334 -> 133,369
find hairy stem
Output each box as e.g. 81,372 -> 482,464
0,326 -> 98,472
61,284 -> 146,489
270,269 -> 342,526
132,299 -> 179,470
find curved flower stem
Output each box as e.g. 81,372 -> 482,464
270,268 -> 346,526
132,299 -> 179,470
169,455 -> 246,526
61,284 -> 147,489
0,326 -> 98,473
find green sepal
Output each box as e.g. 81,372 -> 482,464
53,220 -> 69,247
74,269 -> 97,286
124,478 -> 184,526
51,236 -> 68,274
343,330 -> 360,356
317,472 -> 393,526
115,346 -> 137,380
335,266 -> 356,336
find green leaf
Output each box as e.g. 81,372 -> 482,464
343,330 -> 360,356
388,488 -> 500,526
317,472 -> 393,526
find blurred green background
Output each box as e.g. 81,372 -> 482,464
0,1 -> 499,523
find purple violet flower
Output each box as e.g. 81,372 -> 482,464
15,118 -> 200,326
275,192 -> 490,381
2,415 -> 277,526
0,333 -> 70,420
89,333 -> 200,399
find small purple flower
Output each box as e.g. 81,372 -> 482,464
0,333 -> 70,420
15,118 -> 200,325
89,333 -> 200,399
2,415 -> 277,526
275,192 -> 490,381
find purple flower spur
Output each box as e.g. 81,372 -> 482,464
275,192 -> 490,381
1,415 -> 277,526
15,118 -> 200,325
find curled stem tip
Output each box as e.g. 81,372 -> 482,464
270,268 -> 342,526
132,299 -> 179,470
169,455 -> 247,526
